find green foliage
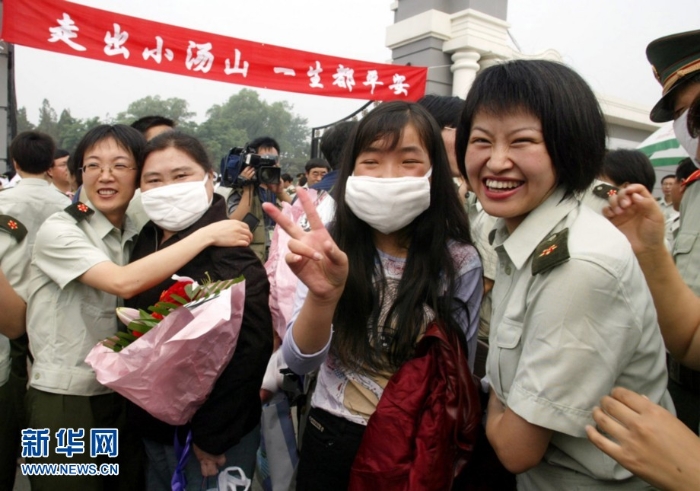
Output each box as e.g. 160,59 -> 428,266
19,89 -> 311,164
35,99 -> 59,140
115,95 -> 196,125
16,107 -> 35,132
195,89 -> 310,161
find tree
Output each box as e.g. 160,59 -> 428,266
55,109 -> 81,151
16,107 -> 35,133
115,95 -> 196,126
35,99 -> 58,140
196,89 -> 310,163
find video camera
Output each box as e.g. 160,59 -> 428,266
219,146 -> 281,187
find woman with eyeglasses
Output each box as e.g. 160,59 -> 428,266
23,125 -> 253,491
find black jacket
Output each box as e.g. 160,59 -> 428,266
125,194 -> 273,454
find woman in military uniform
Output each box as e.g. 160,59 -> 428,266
24,124 -> 253,491
455,60 -> 673,489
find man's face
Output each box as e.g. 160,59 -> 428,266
306,166 -> 328,186
662,177 -> 676,199
671,178 -> 685,211
48,155 -> 72,191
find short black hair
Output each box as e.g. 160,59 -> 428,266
281,173 -> 293,183
418,94 -> 464,128
305,158 -> 330,174
676,157 -> 697,181
249,136 -> 280,155
72,124 -> 147,185
320,121 -> 357,170
54,148 -> 70,160
456,60 -> 607,199
601,149 -> 656,192
10,131 -> 56,174
661,174 -> 677,184
130,115 -> 175,135
144,131 -> 212,173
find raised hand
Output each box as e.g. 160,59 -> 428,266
263,187 -> 348,303
603,183 -> 666,256
587,387 -> 700,491
201,219 -> 253,248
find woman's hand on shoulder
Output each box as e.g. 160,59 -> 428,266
587,387 -> 700,491
263,187 -> 348,303
603,184 -> 666,256
197,219 -> 253,248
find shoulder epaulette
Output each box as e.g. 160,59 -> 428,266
64,202 -> 94,222
591,183 -> 619,200
0,214 -> 27,242
532,228 -> 570,275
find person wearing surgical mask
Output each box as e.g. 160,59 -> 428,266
644,30 -> 700,296
126,131 -> 273,490
266,101 -> 483,490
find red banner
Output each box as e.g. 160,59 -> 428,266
1,0 -> 427,102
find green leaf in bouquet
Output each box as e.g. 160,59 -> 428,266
169,294 -> 190,306
114,331 -> 138,342
127,319 -> 158,332
149,305 -> 174,317
139,309 -> 154,319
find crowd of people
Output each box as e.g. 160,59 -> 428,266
1,27 -> 699,491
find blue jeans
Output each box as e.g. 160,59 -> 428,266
143,425 -> 259,491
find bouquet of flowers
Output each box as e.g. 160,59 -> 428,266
85,275 -> 247,425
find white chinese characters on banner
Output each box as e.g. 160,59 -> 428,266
224,49 -> 249,77
307,61 -> 324,88
104,23 -> 130,59
186,41 -> 214,73
332,65 -> 355,92
389,74 -> 410,96
44,13 -> 415,98
363,70 -> 384,95
48,13 -> 86,51
143,36 -> 174,64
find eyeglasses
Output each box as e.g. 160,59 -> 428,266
82,163 -> 137,175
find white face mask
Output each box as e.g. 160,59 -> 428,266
345,168 -> 432,235
141,174 -> 212,232
673,110 -> 699,167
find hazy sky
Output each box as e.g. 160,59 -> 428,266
11,0 -> 699,130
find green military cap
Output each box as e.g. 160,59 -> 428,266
646,29 -> 700,123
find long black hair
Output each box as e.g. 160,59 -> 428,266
330,101 -> 473,373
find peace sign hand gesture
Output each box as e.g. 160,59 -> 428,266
263,188 -> 348,304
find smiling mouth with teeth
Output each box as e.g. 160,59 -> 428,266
484,179 -> 523,190
98,189 -> 117,195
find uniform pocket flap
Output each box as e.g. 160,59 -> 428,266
674,232 -> 698,255
496,318 -> 523,349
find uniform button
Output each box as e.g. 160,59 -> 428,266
34,373 -> 40,379
505,265 -> 512,275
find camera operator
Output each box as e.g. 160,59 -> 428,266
227,136 -> 291,262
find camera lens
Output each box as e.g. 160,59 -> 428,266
258,167 -> 281,185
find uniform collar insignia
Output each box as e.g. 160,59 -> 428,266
64,202 -> 95,222
591,183 -> 619,200
0,214 -> 27,242
532,228 -> 570,275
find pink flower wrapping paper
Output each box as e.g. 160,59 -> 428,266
85,281 -> 246,425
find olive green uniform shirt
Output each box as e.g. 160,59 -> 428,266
27,205 -> 137,396
0,178 -> 70,387
487,188 -> 672,489
674,181 -> 700,295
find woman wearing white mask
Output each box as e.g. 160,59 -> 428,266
126,131 -> 273,490
25,126 -> 254,491
264,101 -> 484,490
